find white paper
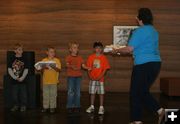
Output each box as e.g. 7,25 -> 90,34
34,61 -> 56,70
104,45 -> 126,53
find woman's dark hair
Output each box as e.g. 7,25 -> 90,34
137,8 -> 153,25
93,41 -> 103,48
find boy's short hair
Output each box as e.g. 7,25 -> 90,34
14,43 -> 23,50
68,42 -> 79,49
46,46 -> 55,51
93,41 -> 103,48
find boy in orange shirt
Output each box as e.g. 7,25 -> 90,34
66,42 -> 90,113
86,42 -> 110,115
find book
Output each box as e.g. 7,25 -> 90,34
34,61 -> 56,70
104,45 -> 126,53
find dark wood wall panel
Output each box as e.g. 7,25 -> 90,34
0,0 -> 180,92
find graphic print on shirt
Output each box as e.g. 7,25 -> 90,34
93,59 -> 100,68
12,59 -> 24,78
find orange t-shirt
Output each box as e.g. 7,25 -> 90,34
66,55 -> 84,77
86,54 -> 110,82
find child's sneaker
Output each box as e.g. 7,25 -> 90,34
98,106 -> 104,115
86,105 -> 94,113
67,108 -> 73,114
130,121 -> 143,124
74,108 -> 81,113
41,108 -> 48,113
50,108 -> 55,113
20,106 -> 26,112
10,106 -> 18,112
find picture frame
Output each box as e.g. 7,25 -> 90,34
113,26 -> 138,46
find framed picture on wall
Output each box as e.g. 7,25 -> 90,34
113,26 -> 138,46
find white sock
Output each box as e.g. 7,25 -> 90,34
90,105 -> 94,108
99,106 -> 104,109
157,108 -> 164,115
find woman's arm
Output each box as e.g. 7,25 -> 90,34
112,46 -> 134,54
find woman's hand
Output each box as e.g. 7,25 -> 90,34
111,46 -> 133,55
111,48 -> 119,54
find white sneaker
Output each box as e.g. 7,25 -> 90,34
98,106 -> 104,115
130,121 -> 143,124
86,106 -> 94,113
158,108 -> 165,124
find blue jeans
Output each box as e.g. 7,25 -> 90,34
130,62 -> 161,121
67,77 -> 82,108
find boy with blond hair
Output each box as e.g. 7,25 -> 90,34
66,42 -> 90,113
38,47 -> 61,113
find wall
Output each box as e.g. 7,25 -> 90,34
0,0 -> 180,92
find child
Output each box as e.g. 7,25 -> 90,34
8,43 -> 29,112
86,42 -> 110,115
39,47 -> 61,113
66,42 -> 90,113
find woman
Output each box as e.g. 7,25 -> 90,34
113,8 -> 165,124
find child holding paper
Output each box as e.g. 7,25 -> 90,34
36,46 -> 61,113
